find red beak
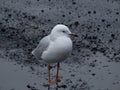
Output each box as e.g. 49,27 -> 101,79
69,32 -> 78,37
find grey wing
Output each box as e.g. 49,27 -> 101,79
32,35 -> 50,60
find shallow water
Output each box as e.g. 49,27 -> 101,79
0,51 -> 120,90
0,0 -> 120,90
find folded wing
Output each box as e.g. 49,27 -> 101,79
32,35 -> 50,60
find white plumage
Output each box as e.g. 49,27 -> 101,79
32,24 -> 77,84
32,24 -> 73,63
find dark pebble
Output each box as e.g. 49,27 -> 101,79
116,12 -> 119,15
57,85 -> 67,88
91,73 -> 96,76
93,10 -> 96,14
41,10 -> 44,13
101,19 -> 105,22
88,11 -> 91,14
62,14 -> 65,17
72,2 -> 76,5
111,34 -> 115,38
27,84 -> 31,88
74,21 -> 79,27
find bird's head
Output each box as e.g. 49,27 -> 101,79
50,24 -> 78,40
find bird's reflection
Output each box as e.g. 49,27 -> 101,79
47,84 -> 59,90
47,84 -> 50,90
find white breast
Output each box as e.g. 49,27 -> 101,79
41,36 -> 72,63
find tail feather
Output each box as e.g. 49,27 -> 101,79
31,49 -> 35,55
31,49 -> 41,60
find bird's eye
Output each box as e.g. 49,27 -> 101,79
62,30 -> 66,33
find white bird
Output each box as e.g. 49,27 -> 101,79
32,24 -> 77,84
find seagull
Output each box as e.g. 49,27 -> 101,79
32,24 -> 77,84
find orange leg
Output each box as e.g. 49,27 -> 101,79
48,64 -> 58,84
48,63 -> 62,84
56,63 -> 60,85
